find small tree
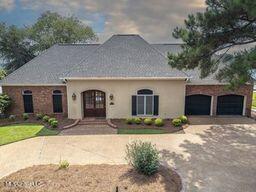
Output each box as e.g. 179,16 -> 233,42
0,94 -> 11,114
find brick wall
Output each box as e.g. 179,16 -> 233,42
186,84 -> 253,116
2,86 -> 67,116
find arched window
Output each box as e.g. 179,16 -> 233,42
52,90 -> 63,113
132,89 -> 158,116
22,90 -> 34,113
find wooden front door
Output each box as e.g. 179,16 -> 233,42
83,90 -> 106,117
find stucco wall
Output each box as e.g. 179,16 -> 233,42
66,79 -> 186,119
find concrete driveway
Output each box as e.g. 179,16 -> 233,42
0,117 -> 256,192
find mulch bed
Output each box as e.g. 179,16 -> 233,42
0,164 -> 182,192
0,116 -> 75,129
112,119 -> 184,133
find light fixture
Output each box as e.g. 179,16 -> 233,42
109,94 -> 114,100
72,93 -> 76,101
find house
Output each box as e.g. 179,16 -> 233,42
1,34 -> 253,119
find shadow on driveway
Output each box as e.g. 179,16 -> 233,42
160,124 -> 256,192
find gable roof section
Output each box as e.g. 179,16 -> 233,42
1,44 -> 99,85
62,35 -> 188,79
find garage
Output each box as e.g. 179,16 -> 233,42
217,94 -> 244,115
185,94 -> 212,115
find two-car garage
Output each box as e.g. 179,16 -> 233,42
185,94 -> 245,116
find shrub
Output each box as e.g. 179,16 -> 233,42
43,115 -> 50,122
9,115 -> 16,121
144,118 -> 153,125
50,120 -> 58,128
36,113 -> 44,120
22,113 -> 29,120
48,118 -> 57,124
179,115 -> 188,123
126,140 -> 159,176
154,118 -> 164,127
133,118 -> 142,124
59,160 -> 69,169
125,118 -> 133,124
0,94 -> 11,114
172,118 -> 182,127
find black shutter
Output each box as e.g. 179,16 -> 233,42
132,95 -> 137,116
23,95 -> 34,113
53,95 -> 63,113
154,95 -> 159,115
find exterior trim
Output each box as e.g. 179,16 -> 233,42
1,84 -> 66,86
62,77 -> 188,80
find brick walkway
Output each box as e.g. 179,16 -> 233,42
59,124 -> 117,135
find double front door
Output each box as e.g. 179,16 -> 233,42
83,90 -> 106,117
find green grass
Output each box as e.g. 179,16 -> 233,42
0,123 -> 59,146
252,92 -> 256,109
118,128 -> 166,134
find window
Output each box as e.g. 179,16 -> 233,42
136,89 -> 154,115
53,90 -> 63,113
22,90 -> 33,113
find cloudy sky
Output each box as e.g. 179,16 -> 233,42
0,0 -> 206,43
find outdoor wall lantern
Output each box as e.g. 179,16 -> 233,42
109,94 -> 114,100
72,93 -> 76,101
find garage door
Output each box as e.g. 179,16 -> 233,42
217,95 -> 244,115
185,95 -> 211,115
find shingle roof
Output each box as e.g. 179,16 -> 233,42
1,44 -> 99,84
1,34 -> 223,85
63,35 -> 188,79
153,43 -> 223,84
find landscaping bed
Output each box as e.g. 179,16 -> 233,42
112,119 -> 184,134
0,164 -> 182,192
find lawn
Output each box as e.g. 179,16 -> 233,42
252,92 -> 256,109
0,123 -> 59,146
118,128 -> 166,134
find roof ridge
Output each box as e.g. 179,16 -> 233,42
57,43 -> 100,46
151,43 -> 184,45
60,35 -> 116,77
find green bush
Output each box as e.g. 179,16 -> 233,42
50,120 -> 58,128
43,115 -> 50,122
133,118 -> 142,124
59,160 -> 69,169
0,94 -> 11,114
48,118 -> 57,124
36,113 -> 44,120
144,118 -> 153,125
8,115 -> 16,121
126,140 -> 159,176
172,118 -> 182,127
179,115 -> 188,123
125,118 -> 133,124
154,118 -> 164,127
22,113 -> 29,120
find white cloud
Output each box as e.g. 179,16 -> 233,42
19,0 -> 206,42
0,0 -> 15,11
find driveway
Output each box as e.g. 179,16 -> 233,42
0,117 -> 256,192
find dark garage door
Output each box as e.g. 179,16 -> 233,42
217,95 -> 244,115
185,95 -> 211,115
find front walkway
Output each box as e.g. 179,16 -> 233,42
0,118 -> 256,191
60,124 -> 117,135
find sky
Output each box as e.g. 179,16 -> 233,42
0,0 -> 206,43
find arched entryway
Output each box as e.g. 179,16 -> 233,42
83,90 -> 106,118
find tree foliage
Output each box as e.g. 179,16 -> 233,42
168,0 -> 256,88
0,94 -> 11,114
0,11 -> 97,73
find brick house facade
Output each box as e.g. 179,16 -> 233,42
186,84 -> 253,116
2,86 -> 68,116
